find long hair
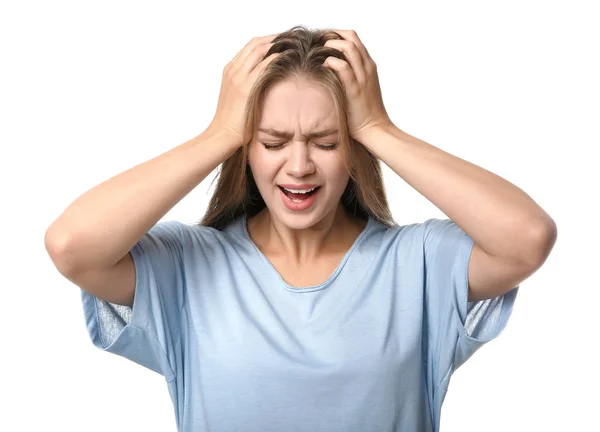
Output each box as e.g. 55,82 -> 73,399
198,25 -> 396,230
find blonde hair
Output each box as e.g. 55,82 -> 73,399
199,25 -> 395,230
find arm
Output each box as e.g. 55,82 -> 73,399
322,29 -> 557,302
359,124 -> 557,301
45,129 -> 240,272
44,129 -> 240,305
45,34 -> 281,306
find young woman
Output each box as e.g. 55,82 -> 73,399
45,26 -> 557,432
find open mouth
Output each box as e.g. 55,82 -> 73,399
278,185 -> 321,202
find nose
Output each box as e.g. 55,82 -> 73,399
285,142 -> 315,177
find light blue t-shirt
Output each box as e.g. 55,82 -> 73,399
80,215 -> 518,431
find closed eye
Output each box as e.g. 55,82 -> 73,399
260,142 -> 338,150
261,142 -> 284,150
315,143 -> 338,150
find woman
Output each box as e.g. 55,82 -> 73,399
45,26 -> 556,431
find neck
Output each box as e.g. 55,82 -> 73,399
247,205 -> 363,264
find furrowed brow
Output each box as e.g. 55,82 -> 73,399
257,128 -> 338,139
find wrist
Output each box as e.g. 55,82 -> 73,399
201,126 -> 244,153
354,121 -> 403,153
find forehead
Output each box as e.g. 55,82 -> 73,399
258,78 -> 338,134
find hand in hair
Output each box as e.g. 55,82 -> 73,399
323,30 -> 392,144
208,34 -> 281,146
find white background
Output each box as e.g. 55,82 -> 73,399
1,0 -> 597,430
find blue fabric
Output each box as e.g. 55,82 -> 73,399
80,215 -> 518,431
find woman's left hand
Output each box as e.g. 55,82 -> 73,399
323,30 -> 393,143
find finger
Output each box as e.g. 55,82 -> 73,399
323,56 -> 360,96
232,33 -> 280,72
332,30 -> 370,56
238,43 -> 277,77
248,52 -> 281,82
324,39 -> 366,84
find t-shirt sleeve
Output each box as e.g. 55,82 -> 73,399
421,217 -> 519,398
80,220 -> 186,382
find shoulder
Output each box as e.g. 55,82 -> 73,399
368,217 -> 468,257
175,219 -> 242,249
168,217 -> 252,259
420,217 -> 471,251
353,217 -> 425,262
386,217 -> 463,241
142,219 -> 243,254
370,217 -> 441,242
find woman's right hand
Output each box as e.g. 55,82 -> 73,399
207,34 -> 281,147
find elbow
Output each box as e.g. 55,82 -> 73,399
525,217 -> 558,268
45,227 -> 80,276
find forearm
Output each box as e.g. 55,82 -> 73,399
45,128 -> 240,273
358,124 -> 556,264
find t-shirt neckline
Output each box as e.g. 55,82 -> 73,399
240,215 -> 374,292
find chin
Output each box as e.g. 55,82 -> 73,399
269,203 -> 340,232
270,210 -> 322,230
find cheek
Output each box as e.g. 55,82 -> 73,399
322,157 -> 350,184
248,151 -> 281,182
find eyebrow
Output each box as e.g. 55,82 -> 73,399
257,128 -> 339,139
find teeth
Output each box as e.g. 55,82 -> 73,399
282,187 -> 317,194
